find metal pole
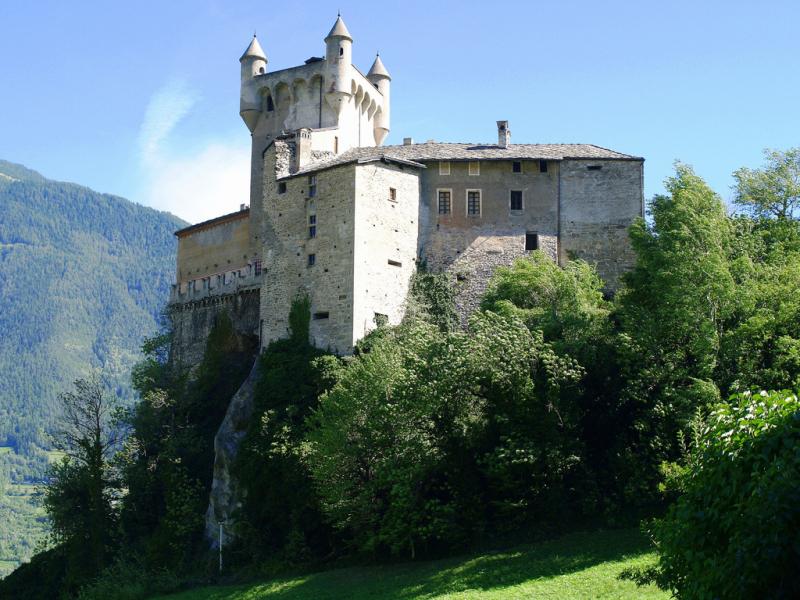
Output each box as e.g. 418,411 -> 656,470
219,521 -> 223,574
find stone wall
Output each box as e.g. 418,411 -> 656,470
418,159 -> 559,321
169,287 -> 260,370
259,143 -> 358,354
352,162 -> 421,339
559,159 -> 643,289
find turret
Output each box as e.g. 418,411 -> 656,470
239,35 -> 267,132
324,14 -> 353,114
367,53 -> 391,146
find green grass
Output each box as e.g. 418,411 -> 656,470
0,447 -> 12,456
152,529 -> 665,600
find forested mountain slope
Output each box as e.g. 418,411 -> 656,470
0,159 -> 186,575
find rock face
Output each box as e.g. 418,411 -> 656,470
204,358 -> 260,548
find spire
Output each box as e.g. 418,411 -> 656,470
239,34 -> 267,62
325,14 -> 353,42
367,53 -> 391,80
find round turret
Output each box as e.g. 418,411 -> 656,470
240,35 -> 268,132
324,14 -> 353,114
368,54 -> 391,145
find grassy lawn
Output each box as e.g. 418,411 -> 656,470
152,528 -> 664,600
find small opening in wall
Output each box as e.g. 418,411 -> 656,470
512,161 -> 522,173
339,47 -> 344,57
313,311 -> 329,320
388,259 -> 402,267
309,225 -> 316,238
510,190 -> 523,211
525,232 -> 539,251
277,182 -> 287,194
266,96 -> 274,111
587,165 -> 602,171
308,175 -> 317,197
389,187 -> 397,202
307,253 -> 316,266
539,160 -> 548,173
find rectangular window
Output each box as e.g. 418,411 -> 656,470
309,214 -> 316,225
587,165 -> 602,171
468,161 -> 480,176
313,311 -> 329,320
439,161 -> 450,175
389,187 -> 397,202
467,190 -> 481,216
309,225 -> 316,238
510,190 -> 523,211
388,259 -> 402,267
539,160 -> 548,173
307,253 -> 316,267
308,175 -> 317,197
277,181 -> 287,194
254,260 -> 262,276
512,161 -> 522,173
437,189 -> 451,214
525,233 -> 539,251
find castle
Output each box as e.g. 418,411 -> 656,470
169,15 -> 644,360
166,15 -> 644,544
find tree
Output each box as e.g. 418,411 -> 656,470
733,147 -> 800,220
43,376 -> 119,589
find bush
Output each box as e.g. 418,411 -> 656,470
76,557 -> 180,600
649,390 -> 800,599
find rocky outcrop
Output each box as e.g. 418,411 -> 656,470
204,358 -> 260,548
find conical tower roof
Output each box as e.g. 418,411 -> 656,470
239,34 -> 267,62
367,53 -> 391,80
325,15 -> 353,42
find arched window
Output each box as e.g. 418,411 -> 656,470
339,47 -> 344,57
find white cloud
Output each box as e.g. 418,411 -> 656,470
137,81 -> 250,224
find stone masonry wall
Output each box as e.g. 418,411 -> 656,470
352,162 -> 421,339
259,142 -> 358,354
419,159 -> 559,321
559,159 -> 643,289
169,288 -> 260,370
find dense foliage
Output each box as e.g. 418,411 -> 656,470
647,390 -> 800,599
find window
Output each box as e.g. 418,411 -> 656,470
468,161 -> 480,176
388,259 -> 402,267
266,96 -> 274,111
313,311 -> 329,320
467,190 -> 481,216
309,225 -> 316,238
308,175 -> 317,197
525,233 -> 539,251
254,260 -> 262,276
339,47 -> 344,56
334,136 -> 339,154
539,160 -> 548,173
587,165 -> 603,171
439,161 -> 450,175
389,187 -> 397,202
277,182 -> 287,194
510,190 -> 523,211
512,161 -> 522,173
437,189 -> 451,214
307,253 -> 316,267
309,214 -> 317,224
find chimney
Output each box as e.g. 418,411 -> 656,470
497,120 -> 510,148
403,137 -> 414,145
293,128 -> 313,171
240,203 -> 246,211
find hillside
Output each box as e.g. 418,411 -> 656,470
0,159 -> 186,577
150,529 -> 665,600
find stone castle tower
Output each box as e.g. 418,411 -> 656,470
167,16 -> 645,544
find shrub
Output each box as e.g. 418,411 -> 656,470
649,390 -> 800,599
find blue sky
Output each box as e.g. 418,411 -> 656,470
1,0 -> 798,223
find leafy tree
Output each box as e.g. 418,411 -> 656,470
733,147 -> 800,220
43,376 -> 120,592
647,390 -> 800,599
614,164 -> 736,499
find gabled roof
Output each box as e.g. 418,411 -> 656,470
175,208 -> 249,238
367,54 -> 391,80
325,15 -> 353,41
239,35 -> 266,62
291,142 -> 642,176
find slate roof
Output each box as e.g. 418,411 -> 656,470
293,142 -> 642,176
